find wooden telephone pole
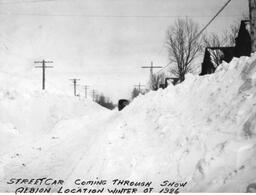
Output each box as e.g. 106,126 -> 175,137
142,61 -> 162,89
83,85 -> 89,98
141,61 -> 162,76
70,79 -> 80,96
91,89 -> 96,101
34,60 -> 53,90
134,83 -> 145,93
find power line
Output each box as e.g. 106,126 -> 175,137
0,0 -> 57,5
142,61 -> 162,76
155,62 -> 172,75
0,12 -> 243,18
193,0 -> 232,41
155,0 -> 232,75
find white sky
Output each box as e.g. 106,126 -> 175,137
0,0 -> 249,102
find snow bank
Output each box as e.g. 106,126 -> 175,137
0,72 -> 104,136
109,54 -> 256,192
65,54 -> 256,192
0,70 -> 111,192
1,54 -> 256,193
0,71 -> 106,159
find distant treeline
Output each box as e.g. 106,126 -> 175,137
95,94 -> 116,110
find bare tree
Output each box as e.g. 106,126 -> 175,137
150,73 -> 165,91
95,93 -> 115,110
224,13 -> 249,46
223,22 -> 240,46
202,18 -> 245,68
131,87 -> 140,100
166,18 -> 202,82
203,33 -> 225,47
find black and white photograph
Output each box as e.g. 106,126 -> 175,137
0,0 -> 255,193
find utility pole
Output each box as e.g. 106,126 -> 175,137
142,61 -> 162,89
141,61 -> 162,76
249,0 -> 256,52
70,79 -> 80,96
83,85 -> 89,98
34,60 -> 54,90
134,83 -> 145,93
91,89 -> 96,101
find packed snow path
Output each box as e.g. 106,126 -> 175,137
0,108 -> 114,192
1,55 -> 256,192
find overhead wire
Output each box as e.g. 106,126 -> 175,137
0,0 -> 57,5
0,12 -> 243,18
154,0 -> 233,75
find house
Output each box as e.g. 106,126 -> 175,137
234,20 -> 251,57
200,47 -> 235,76
200,20 -> 252,76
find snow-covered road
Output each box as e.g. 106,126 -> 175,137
1,55 -> 256,193
0,104 -> 113,192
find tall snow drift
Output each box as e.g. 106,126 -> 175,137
0,54 -> 256,193
0,72 -> 105,153
116,54 -> 256,192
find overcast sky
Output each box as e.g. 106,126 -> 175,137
0,0 -> 248,101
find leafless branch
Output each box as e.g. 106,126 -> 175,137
166,18 -> 202,82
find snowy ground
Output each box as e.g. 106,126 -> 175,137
0,54 -> 256,193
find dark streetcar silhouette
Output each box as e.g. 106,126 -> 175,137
118,99 -> 130,111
